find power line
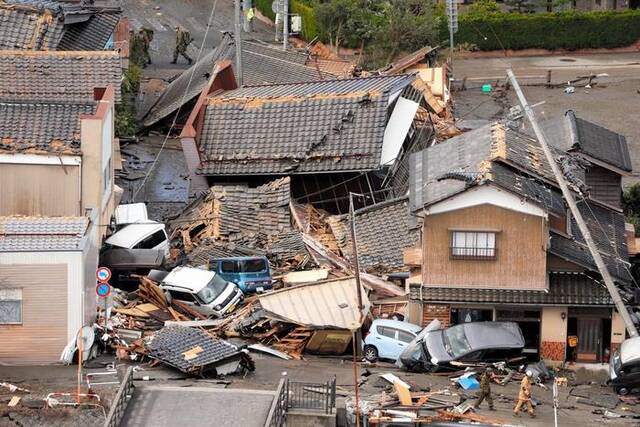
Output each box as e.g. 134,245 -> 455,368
132,0 -> 220,201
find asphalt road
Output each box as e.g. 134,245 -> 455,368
453,52 -> 640,85
123,0 -> 274,77
120,385 -> 275,427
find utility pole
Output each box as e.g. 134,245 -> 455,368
234,0 -> 244,86
446,0 -> 458,69
283,0 -> 289,50
507,69 -> 638,338
349,192 -> 363,427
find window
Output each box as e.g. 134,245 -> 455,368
0,289 -> 22,324
220,260 -> 238,273
133,230 -> 166,249
169,290 -> 196,302
240,259 -> 267,273
377,326 -> 396,339
450,231 -> 496,259
397,330 -> 415,343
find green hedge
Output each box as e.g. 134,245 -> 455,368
255,0 -> 319,40
449,10 -> 640,51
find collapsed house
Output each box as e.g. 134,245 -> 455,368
139,33 -> 338,129
0,0 -> 123,51
180,62 -> 433,213
404,113 -> 634,365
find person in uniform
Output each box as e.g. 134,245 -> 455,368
474,367 -> 495,410
139,28 -> 154,67
171,26 -> 193,65
514,370 -> 535,418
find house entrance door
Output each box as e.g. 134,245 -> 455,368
577,318 -> 602,362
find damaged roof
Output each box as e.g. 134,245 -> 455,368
328,197 -> 420,272
0,216 -> 89,252
257,277 -> 370,330
0,51 -> 122,102
0,100 -> 96,154
197,74 -> 416,175
410,272 -> 613,306
409,120 -> 631,282
0,0 -> 121,51
139,33 -> 335,128
539,110 -> 632,172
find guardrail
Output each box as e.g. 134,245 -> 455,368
104,366 -> 135,427
265,376 -> 337,427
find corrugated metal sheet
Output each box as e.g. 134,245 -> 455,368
0,264 -> 68,364
258,277 -> 370,330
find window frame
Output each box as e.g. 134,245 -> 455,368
450,230 -> 497,260
0,288 -> 23,325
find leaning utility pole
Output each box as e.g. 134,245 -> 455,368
234,0 -> 244,86
349,192 -> 363,427
507,69 -> 638,338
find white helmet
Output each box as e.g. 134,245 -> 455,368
526,370 -> 533,377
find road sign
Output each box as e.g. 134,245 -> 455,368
96,267 -> 111,283
271,0 -> 279,14
96,282 -> 111,298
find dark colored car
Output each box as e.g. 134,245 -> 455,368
99,248 -> 165,291
398,321 -> 525,371
609,337 -> 640,395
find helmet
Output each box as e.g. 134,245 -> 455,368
526,370 -> 533,377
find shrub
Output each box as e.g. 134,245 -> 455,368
449,10 -> 640,51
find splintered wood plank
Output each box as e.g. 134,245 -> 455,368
395,380 -> 412,406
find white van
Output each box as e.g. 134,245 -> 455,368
159,266 -> 244,318
105,222 -> 169,255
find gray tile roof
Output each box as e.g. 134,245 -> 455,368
57,10 -> 122,51
0,100 -> 96,154
539,111 -> 632,172
409,120 -> 631,282
0,216 -> 89,252
0,1 -> 121,51
197,74 -> 416,175
410,272 -> 614,306
139,34 -> 334,128
0,1 -> 65,50
0,51 -> 122,102
328,197 -> 419,272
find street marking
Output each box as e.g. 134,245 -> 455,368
147,17 -> 168,32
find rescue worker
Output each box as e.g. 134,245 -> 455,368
474,367 -> 495,410
171,26 -> 193,65
139,28 -> 154,67
514,370 -> 535,418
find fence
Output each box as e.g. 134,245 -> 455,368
103,366 -> 135,427
265,376 -> 337,427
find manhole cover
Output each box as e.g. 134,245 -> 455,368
559,58 -> 577,62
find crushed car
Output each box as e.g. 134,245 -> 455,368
99,248 -> 165,291
397,321 -> 525,371
208,256 -> 273,294
156,266 -> 244,318
609,336 -> 640,395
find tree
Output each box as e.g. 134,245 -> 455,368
468,0 -> 500,14
624,184 -> 640,236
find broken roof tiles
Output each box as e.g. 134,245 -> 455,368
0,51 -> 122,102
540,111 -> 632,172
198,74 -> 416,175
411,272 -> 614,306
0,216 -> 89,252
0,0 -> 121,51
0,100 -> 96,154
329,198 -> 420,273
140,34 -> 335,128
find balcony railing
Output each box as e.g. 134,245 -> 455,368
450,247 -> 497,260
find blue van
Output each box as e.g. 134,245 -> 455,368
209,256 -> 273,294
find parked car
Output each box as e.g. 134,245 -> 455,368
363,319 -> 423,362
209,256 -> 273,294
398,321 -> 525,371
609,336 -> 640,395
99,248 -> 165,291
158,266 -> 243,318
104,221 -> 169,256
